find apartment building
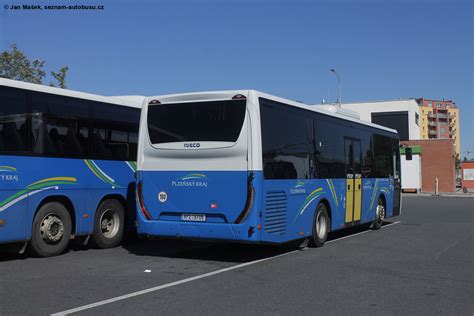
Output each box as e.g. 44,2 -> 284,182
417,98 -> 460,158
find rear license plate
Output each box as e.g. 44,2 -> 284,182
181,213 -> 206,222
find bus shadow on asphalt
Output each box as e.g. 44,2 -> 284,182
122,237 -> 295,263
0,221 -> 394,262
121,221 -> 394,263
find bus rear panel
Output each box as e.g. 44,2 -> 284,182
136,92 -> 263,241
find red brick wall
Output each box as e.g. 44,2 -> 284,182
401,139 -> 455,193
461,162 -> 474,189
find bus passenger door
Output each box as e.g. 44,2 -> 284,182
392,146 -> 401,216
344,138 -> 362,226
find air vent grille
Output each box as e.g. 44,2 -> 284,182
264,191 -> 287,235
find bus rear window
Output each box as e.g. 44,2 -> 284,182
147,100 -> 246,144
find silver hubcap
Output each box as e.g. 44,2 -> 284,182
376,204 -> 385,221
40,213 -> 64,244
316,212 -> 327,239
100,209 -> 120,239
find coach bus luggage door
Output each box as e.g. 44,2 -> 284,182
344,138 -> 362,226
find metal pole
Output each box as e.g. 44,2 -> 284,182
435,177 -> 439,196
330,69 -> 341,107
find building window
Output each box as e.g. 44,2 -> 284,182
415,113 -> 419,126
436,103 -> 442,108
428,102 -> 432,107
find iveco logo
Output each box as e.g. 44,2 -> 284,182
184,143 -> 200,148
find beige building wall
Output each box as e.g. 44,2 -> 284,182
417,99 -> 460,159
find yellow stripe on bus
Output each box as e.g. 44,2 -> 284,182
345,179 -> 353,223
29,177 -> 77,186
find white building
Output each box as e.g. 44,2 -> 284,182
340,99 -> 420,141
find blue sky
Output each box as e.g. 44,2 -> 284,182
1,0 -> 472,157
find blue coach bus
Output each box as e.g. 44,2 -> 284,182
136,90 -> 401,246
0,79 -> 142,257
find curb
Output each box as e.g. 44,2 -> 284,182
402,193 -> 474,198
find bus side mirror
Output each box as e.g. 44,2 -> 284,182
405,147 -> 413,161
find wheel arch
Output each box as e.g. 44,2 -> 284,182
96,194 -> 128,226
317,198 -> 332,232
36,195 -> 77,235
378,193 -> 387,207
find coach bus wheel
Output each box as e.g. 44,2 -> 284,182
373,197 -> 385,230
29,202 -> 72,257
92,199 -> 125,249
310,203 -> 329,247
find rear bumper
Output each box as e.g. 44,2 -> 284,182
137,219 -> 260,242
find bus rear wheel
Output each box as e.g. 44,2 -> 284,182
29,202 -> 72,257
91,199 -> 124,249
373,197 -> 385,230
310,203 -> 329,247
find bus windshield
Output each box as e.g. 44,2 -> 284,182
147,99 -> 246,144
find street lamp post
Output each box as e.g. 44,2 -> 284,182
330,69 -> 341,107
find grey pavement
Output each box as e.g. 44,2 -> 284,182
1,196 -> 473,315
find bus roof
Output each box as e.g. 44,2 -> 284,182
146,90 -> 399,135
0,78 -> 144,108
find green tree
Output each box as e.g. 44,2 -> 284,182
0,43 -> 69,88
51,66 -> 69,89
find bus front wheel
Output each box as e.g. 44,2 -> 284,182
92,199 -> 124,249
29,202 -> 72,257
310,203 -> 329,247
373,197 -> 385,230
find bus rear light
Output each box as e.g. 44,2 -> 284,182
257,224 -> 262,230
210,203 -> 218,209
235,174 -> 255,224
232,94 -> 246,100
137,181 -> 153,220
0,219 -> 5,226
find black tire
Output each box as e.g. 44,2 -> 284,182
29,202 -> 72,257
91,199 -> 125,249
373,197 -> 385,230
310,203 -> 330,248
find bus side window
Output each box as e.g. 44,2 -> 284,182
373,134 -> 392,178
260,100 -> 310,180
0,124 -> 3,151
32,120 -> 56,155
91,102 -> 140,161
0,86 -> 28,154
313,116 -> 346,179
31,92 -> 89,158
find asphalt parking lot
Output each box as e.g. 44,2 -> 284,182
1,195 -> 472,315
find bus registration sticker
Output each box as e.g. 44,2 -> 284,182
181,213 -> 206,222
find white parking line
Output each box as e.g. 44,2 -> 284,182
50,221 -> 401,316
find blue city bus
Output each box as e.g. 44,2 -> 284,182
136,91 -> 401,246
0,79 -> 142,257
